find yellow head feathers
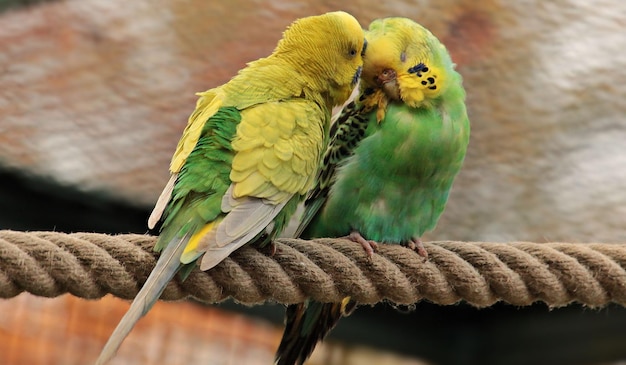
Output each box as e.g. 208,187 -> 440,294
275,11 -> 366,107
361,17 -> 455,111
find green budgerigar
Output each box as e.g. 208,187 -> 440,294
275,17 -> 470,365
95,12 -> 365,365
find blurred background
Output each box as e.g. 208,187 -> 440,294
1,0 -> 625,364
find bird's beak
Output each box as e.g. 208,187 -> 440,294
377,68 -> 397,85
377,68 -> 400,101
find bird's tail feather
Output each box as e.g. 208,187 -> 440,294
94,233 -> 191,365
275,298 -> 355,365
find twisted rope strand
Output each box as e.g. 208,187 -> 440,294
1,230 -> 625,308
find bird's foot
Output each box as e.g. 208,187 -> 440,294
345,231 -> 378,257
405,237 -> 428,258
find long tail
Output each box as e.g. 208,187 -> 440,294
275,298 -> 355,365
95,233 -> 191,365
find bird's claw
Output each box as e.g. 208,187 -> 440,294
406,238 -> 428,258
346,231 -> 378,258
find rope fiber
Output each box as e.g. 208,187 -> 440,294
1,230 -> 625,308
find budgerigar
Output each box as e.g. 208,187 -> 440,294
95,12 -> 365,365
275,17 -> 470,365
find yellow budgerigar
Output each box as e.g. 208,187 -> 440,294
95,11 -> 365,364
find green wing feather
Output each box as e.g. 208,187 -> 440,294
156,107 -> 241,254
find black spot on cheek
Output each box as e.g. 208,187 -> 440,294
427,77 -> 435,84
421,80 -> 428,85
428,85 -> 437,90
408,63 -> 432,78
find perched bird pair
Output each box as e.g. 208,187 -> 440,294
94,12 -> 469,365
274,17 -> 470,365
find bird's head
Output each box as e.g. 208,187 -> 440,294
275,11 -> 366,108
359,17 -> 454,120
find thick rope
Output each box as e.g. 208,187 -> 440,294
1,230 -> 625,308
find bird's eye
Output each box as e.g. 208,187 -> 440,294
349,48 -> 357,57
